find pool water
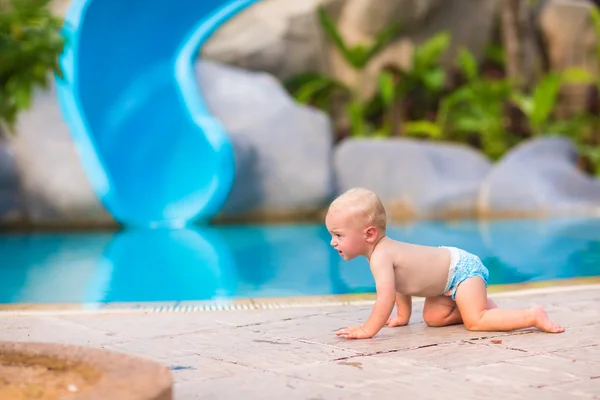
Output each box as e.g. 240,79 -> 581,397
1,218 -> 599,306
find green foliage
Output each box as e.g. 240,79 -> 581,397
371,32 -> 452,140
405,47 -> 514,159
400,32 -> 451,96
283,3 -> 600,175
0,0 -> 65,134
510,68 -> 593,136
317,6 -> 401,70
283,72 -> 350,111
286,7 -> 403,138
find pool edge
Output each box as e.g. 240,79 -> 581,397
2,277 -> 599,316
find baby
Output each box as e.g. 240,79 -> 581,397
325,187 -> 565,339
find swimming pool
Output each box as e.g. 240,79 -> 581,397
1,218 -> 599,308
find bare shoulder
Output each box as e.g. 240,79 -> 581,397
370,237 -> 397,267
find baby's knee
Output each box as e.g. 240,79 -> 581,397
423,310 -> 449,327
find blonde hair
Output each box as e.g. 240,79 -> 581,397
329,187 -> 387,231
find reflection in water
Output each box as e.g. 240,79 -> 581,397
0,218 -> 599,305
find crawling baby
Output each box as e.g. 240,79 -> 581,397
325,188 -> 564,339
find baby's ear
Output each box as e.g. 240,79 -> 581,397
364,226 -> 377,242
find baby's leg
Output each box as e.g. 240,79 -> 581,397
423,295 -> 462,327
423,295 -> 497,327
455,277 -> 564,333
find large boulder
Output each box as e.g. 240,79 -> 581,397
0,138 -> 22,223
538,0 -> 599,117
197,60 -> 335,221
202,0 -> 340,81
477,137 -> 600,217
9,82 -> 116,228
333,138 -> 492,219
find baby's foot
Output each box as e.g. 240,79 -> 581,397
531,305 -> 565,333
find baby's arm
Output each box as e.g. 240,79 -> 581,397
336,257 -> 396,339
387,293 -> 412,327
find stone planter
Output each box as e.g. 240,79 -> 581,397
0,342 -> 173,400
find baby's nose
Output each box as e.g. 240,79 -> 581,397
330,237 -> 336,246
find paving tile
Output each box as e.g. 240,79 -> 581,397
167,355 -> 256,384
458,361 -> 581,388
103,329 -> 358,373
485,325 -> 599,353
396,341 -> 530,369
239,314 -> 371,345
544,378 -> 600,398
284,353 -> 444,387
286,319 -> 517,356
210,306 -> 346,327
505,354 -> 600,379
386,369 -> 568,400
0,315 -> 125,346
552,345 -> 600,363
57,312 -> 229,340
175,371 -> 347,400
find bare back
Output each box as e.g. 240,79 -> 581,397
373,237 -> 451,297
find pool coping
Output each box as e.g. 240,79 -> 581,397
1,276 -> 599,316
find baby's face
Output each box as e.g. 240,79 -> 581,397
325,208 -> 367,260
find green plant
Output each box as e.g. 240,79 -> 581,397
398,32 -> 451,99
403,47 -> 514,159
510,67 -> 594,136
374,32 -> 452,138
317,7 -> 402,71
284,7 -> 402,138
0,0 -> 65,134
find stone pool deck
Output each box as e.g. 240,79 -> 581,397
1,284 -> 600,399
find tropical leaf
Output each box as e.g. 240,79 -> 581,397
456,47 -> 478,81
377,71 -> 395,107
414,31 -> 451,71
403,120 -> 442,138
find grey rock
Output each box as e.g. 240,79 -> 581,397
336,0 -> 441,37
10,82 -> 115,227
0,139 -> 22,221
477,137 -> 600,216
197,60 -> 335,218
538,0 -> 599,117
334,138 -> 492,218
202,0 -> 337,80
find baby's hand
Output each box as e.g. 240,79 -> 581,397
335,325 -> 372,339
386,315 -> 409,328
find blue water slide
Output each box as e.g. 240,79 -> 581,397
55,0 -> 259,227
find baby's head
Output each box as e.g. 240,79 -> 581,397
325,187 -> 387,260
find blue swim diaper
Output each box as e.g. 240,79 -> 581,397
440,246 -> 489,300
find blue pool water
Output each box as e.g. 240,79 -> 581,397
1,218 -> 599,306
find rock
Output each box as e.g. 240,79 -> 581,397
538,0 -> 599,117
336,0 -> 441,37
539,0 -> 598,72
477,137 -> 600,217
196,60 -> 335,220
202,0 -> 340,81
49,0 -> 71,17
333,138 -> 492,219
204,0 -> 498,98
0,138 -> 22,222
9,82 -> 116,228
0,342 -> 173,400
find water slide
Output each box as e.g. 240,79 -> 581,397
55,0 -> 259,228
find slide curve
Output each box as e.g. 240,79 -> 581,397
55,0 -> 259,227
